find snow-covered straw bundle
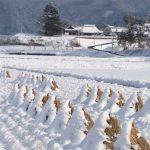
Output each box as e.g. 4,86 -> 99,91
130,122 -> 150,149
80,110 -> 110,150
5,70 -> 11,79
75,84 -> 92,104
27,92 -> 44,117
59,106 -> 89,146
103,91 -> 125,114
103,114 -> 120,149
1,70 -> 11,79
48,100 -> 74,135
82,86 -> 104,107
51,79 -> 59,91
116,119 -> 150,150
5,72 -> 150,150
37,77 -> 59,92
12,85 -> 26,107
21,87 -> 35,111
8,84 -> 19,103
36,94 -> 57,124
118,92 -> 144,120
97,87 -> 112,110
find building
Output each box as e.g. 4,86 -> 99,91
79,24 -> 103,35
108,25 -> 128,34
132,22 -> 150,36
65,24 -> 103,36
65,26 -> 80,35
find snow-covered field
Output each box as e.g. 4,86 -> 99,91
0,54 -> 150,88
0,33 -> 150,149
0,50 -> 150,149
0,66 -> 150,150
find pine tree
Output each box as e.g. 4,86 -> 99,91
41,4 -> 63,36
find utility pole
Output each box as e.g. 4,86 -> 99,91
112,34 -> 114,52
20,24 -> 23,33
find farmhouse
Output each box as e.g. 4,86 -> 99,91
65,24 -> 103,36
79,24 -> 103,35
65,26 -> 80,35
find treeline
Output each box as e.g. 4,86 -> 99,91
118,15 -> 150,50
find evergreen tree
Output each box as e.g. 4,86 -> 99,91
41,4 -> 63,36
126,29 -> 136,46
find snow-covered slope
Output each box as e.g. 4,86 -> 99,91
0,69 -> 150,150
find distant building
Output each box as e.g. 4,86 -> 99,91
144,23 -> 150,28
79,24 -> 103,35
65,24 -> 103,36
108,25 -> 128,34
132,22 -> 150,36
65,26 -> 79,35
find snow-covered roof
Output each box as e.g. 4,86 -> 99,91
108,26 -> 128,33
144,23 -> 150,27
65,26 -> 82,32
65,24 -> 103,34
79,24 -> 103,34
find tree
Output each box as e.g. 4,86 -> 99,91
103,27 -> 111,36
126,29 -> 136,46
118,32 -> 128,50
118,29 -> 136,49
136,31 -> 145,48
41,3 -> 63,36
118,15 -> 145,50
123,15 -> 145,28
61,20 -> 72,30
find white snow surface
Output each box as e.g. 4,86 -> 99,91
0,61 -> 150,149
0,41 -> 150,149
0,54 -> 150,88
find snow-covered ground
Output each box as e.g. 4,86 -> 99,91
0,66 -> 149,150
0,54 -> 150,88
0,34 -> 150,149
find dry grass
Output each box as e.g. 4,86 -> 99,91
109,88 -> 113,97
135,94 -> 143,112
117,92 -> 125,107
83,108 -> 94,135
6,70 -> 11,78
86,84 -> 92,97
54,97 -> 61,113
51,79 -> 59,91
130,122 -> 150,150
96,86 -> 103,102
68,101 -> 74,115
103,115 -> 120,150
24,86 -> 29,98
68,101 -> 74,122
32,90 -> 36,100
42,93 -> 50,107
